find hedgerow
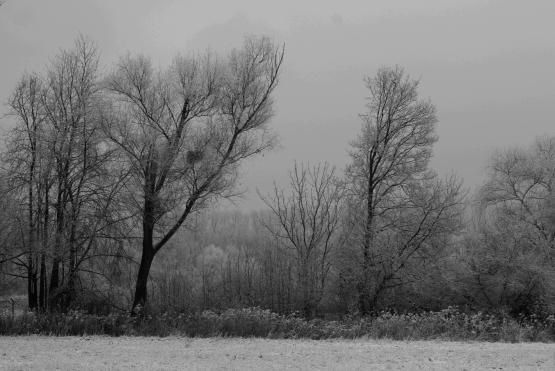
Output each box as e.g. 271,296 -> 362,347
1,306 -> 554,341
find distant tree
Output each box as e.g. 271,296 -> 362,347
456,205 -> 555,314
482,137 -> 555,251
462,137 -> 555,313
103,36 -> 284,312
345,66 -> 464,314
261,162 -> 344,318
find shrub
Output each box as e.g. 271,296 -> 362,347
1,306 -> 554,342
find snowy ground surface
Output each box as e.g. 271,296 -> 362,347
0,336 -> 554,370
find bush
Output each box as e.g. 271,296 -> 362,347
1,306 -> 554,341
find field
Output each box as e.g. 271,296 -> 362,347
0,337 -> 554,370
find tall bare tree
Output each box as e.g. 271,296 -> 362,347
103,36 -> 284,311
5,73 -> 48,309
3,36 -> 122,311
38,36 -> 119,309
345,66 -> 463,314
261,162 -> 344,317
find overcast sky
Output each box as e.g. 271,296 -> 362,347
1,0 -> 554,209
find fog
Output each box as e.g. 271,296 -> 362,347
1,0 -> 554,209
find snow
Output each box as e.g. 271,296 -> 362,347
0,336 -> 554,370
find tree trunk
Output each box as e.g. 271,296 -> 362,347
132,199 -> 156,313
39,188 -> 49,311
358,261 -> 372,315
299,257 -> 315,319
359,182 -> 375,316
27,138 -> 37,310
50,190 -> 64,298
27,260 -> 37,310
132,246 -> 154,312
64,224 -> 78,310
50,257 -> 60,290
39,252 -> 47,311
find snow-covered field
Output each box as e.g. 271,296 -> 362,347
0,336 -> 554,370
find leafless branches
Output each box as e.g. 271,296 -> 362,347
345,66 -> 463,314
2,36 -> 124,311
260,162 -> 344,317
103,36 -> 284,310
482,137 -> 555,250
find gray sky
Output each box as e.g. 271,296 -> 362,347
1,0 -> 554,209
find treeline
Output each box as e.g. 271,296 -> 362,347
1,35 -> 554,320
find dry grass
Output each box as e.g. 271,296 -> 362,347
2,307 -> 554,341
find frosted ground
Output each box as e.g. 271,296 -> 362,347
1,336 -> 554,370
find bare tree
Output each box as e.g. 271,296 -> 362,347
5,73 -> 47,309
482,137 -> 555,252
462,137 -> 555,313
103,36 -> 284,312
38,36 -> 121,310
345,66 -> 464,314
260,162 -> 344,318
455,203 -> 555,314
3,36 -> 123,311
